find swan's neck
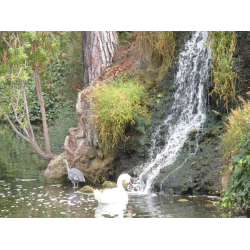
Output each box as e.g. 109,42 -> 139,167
117,176 -> 125,190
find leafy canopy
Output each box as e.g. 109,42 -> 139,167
0,31 -> 71,123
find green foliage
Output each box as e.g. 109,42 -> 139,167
89,75 -> 149,149
221,132 -> 250,212
0,31 -> 81,125
117,31 -> 133,41
57,32 -> 83,100
209,31 -> 238,111
0,32 -> 62,118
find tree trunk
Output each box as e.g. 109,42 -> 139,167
82,31 -> 118,88
34,66 -> 52,155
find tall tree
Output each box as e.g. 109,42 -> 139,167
82,31 -> 118,87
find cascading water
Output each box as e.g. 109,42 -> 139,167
132,31 -> 211,194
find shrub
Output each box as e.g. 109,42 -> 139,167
89,76 -> 149,149
221,98 -> 250,164
221,132 -> 250,212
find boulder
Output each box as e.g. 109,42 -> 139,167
79,185 -> 94,193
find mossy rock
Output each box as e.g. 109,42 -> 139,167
157,93 -> 164,98
101,180 -> 129,190
102,181 -> 117,188
122,180 -> 129,190
190,162 -> 197,167
190,129 -> 197,134
79,185 -> 94,193
178,199 -> 189,202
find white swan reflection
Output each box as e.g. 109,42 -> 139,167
94,202 -> 133,218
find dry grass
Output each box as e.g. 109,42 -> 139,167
85,76 -> 149,150
221,97 -> 250,163
134,31 -> 176,76
209,31 -> 238,111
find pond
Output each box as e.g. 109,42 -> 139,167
0,124 -> 246,218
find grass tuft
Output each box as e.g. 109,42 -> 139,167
209,31 -> 238,111
88,75 -> 149,149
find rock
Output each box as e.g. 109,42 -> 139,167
79,185 -> 94,193
178,199 -> 189,202
102,181 -> 117,188
122,180 -> 129,190
221,175 -> 229,192
44,152 -> 69,184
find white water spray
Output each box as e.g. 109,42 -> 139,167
133,31 -> 211,193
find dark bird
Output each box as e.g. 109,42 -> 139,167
62,158 -> 85,188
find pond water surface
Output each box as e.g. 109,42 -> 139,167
0,125 -> 246,218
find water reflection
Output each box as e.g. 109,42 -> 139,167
94,198 -> 136,218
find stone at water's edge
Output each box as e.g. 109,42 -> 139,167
101,180 -> 129,189
79,185 -> 94,193
44,152 -> 69,184
102,181 -> 117,188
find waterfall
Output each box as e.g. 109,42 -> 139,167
133,31 -> 211,194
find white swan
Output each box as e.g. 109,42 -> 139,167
94,174 -> 132,204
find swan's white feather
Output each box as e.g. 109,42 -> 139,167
94,188 -> 128,204
94,174 -> 131,204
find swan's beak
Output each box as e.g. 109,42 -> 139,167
129,180 -> 133,186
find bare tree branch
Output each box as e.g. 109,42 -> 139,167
22,81 -> 35,139
34,66 -> 52,155
3,113 -> 30,143
11,101 -> 30,138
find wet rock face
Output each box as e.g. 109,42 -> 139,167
153,111 -> 223,195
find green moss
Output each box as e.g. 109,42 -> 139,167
190,162 -> 197,167
157,93 -> 164,98
134,116 -> 147,134
79,185 -> 94,193
102,181 -> 117,188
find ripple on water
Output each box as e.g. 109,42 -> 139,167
15,179 -> 36,181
